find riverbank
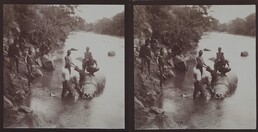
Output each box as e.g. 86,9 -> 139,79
3,38 -> 64,128
135,32 -> 256,129
134,37 -> 198,129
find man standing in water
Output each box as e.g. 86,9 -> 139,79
65,50 -> 73,75
139,38 -> 152,75
196,50 -> 207,76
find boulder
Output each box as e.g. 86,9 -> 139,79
150,106 -> 164,114
32,67 -> 43,77
108,51 -> 116,57
173,55 -> 187,71
18,105 -> 33,113
41,54 -> 55,71
4,96 -> 14,108
240,51 -> 248,57
203,48 -> 211,51
35,58 -> 43,67
135,96 -> 145,108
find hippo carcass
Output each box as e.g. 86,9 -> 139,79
61,66 -> 106,101
206,66 -> 238,99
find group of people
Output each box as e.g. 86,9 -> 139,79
139,37 -> 169,86
7,37 -> 38,87
196,47 -> 230,76
193,47 -> 230,99
64,47 -> 99,77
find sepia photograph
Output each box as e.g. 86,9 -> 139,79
134,5 -> 256,129
3,4 -> 124,128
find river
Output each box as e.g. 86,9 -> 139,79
161,32 -> 256,129
25,32 -> 125,128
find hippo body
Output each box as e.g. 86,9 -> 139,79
61,67 -> 106,101
211,71 -> 238,99
193,67 -> 238,100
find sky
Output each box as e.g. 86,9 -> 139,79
76,5 -> 124,23
208,5 -> 256,23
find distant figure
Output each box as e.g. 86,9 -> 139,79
196,50 -> 207,76
8,38 -> 21,74
25,47 -> 34,86
157,48 -> 165,86
85,54 -> 99,76
82,47 -> 92,72
65,50 -> 73,75
139,39 -> 152,75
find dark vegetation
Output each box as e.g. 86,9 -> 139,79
3,5 -> 85,128
213,13 -> 256,36
133,5 -> 214,129
85,11 -> 124,36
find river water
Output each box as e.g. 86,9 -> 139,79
25,32 -> 124,128
161,32 -> 256,129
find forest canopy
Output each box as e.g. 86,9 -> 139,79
214,13 -> 256,36
3,4 -> 86,53
85,11 -> 124,37
134,5 -> 214,50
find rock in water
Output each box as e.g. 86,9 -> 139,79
204,48 -> 211,51
208,57 -> 216,62
108,51 -> 116,57
240,51 -> 248,57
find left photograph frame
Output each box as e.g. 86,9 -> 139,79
2,3 -> 126,129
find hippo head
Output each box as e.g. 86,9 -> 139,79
213,84 -> 228,99
81,83 -> 98,99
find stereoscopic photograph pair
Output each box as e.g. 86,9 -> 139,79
2,1 -> 256,130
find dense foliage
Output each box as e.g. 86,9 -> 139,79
215,13 -> 256,36
85,11 -> 124,36
3,5 -> 86,53
134,5 -> 214,50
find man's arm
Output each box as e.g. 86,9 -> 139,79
94,60 -> 98,67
